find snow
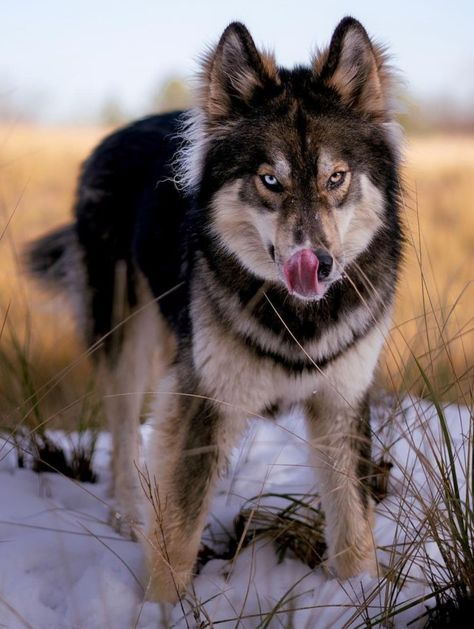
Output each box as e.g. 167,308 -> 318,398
0,399 -> 471,628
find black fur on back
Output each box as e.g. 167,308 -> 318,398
73,112 -> 190,344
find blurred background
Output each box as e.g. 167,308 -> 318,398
1,0 -> 473,430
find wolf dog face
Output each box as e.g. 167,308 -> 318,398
180,18 -> 400,301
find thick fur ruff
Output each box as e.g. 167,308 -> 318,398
28,17 -> 403,602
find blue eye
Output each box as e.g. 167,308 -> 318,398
260,174 -> 283,192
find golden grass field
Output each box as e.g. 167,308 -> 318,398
0,123 -> 473,430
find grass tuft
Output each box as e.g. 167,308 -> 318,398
234,493 -> 326,569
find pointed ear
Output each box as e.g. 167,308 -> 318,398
199,22 -> 280,123
314,17 -> 393,121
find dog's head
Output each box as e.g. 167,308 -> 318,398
179,17 -> 401,301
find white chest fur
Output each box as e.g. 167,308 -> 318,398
190,281 -> 388,417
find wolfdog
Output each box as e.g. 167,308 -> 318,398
28,17 -> 403,601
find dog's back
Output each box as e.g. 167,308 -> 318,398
28,111 -> 189,348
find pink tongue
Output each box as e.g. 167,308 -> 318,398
283,249 -> 319,297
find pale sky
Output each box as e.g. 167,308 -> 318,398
2,0 -> 474,123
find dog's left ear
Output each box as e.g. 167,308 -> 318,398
314,17 -> 393,121
200,22 -> 280,123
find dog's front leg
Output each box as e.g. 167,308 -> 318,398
143,369 -> 245,603
305,391 -> 377,579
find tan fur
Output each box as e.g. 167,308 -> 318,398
145,376 -> 208,602
98,273 -> 176,533
313,30 -> 396,122
210,182 -> 280,283
306,322 -> 387,578
314,153 -> 385,265
144,365 -> 248,601
337,174 -> 385,263
260,48 -> 281,83
198,33 -> 279,123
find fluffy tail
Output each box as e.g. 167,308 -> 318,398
25,224 -> 77,290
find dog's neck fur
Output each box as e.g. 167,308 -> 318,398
191,217 -> 399,372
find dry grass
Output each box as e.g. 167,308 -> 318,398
0,124 -> 473,428
0,123 -> 107,427
384,135 -> 474,403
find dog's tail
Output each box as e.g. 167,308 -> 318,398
25,224 -> 78,291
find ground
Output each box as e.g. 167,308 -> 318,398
0,398 -> 470,628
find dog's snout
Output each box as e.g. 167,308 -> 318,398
314,249 -> 333,280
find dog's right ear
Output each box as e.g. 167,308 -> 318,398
199,22 -> 280,124
314,17 -> 394,122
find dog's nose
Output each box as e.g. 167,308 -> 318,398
314,249 -> 333,280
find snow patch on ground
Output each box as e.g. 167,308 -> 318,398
0,400 -> 471,628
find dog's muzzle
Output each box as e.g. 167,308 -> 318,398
283,248 -> 333,298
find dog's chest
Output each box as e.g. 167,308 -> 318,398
190,289 -> 324,414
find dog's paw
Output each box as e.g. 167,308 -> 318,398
144,537 -> 197,603
146,571 -> 184,604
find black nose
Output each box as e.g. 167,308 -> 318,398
314,249 -> 333,280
